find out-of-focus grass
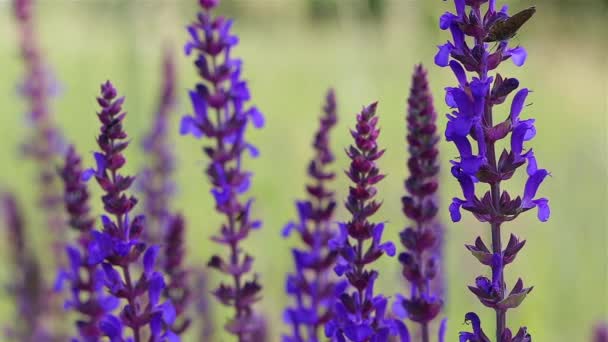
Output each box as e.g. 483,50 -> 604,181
0,1 -> 606,341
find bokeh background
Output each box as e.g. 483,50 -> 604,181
0,0 -> 606,341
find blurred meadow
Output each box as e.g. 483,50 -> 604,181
0,0 -> 606,341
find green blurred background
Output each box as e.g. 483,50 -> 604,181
0,0 -> 606,341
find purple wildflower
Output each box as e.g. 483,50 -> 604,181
163,214 -> 192,335
394,65 -> 445,342
1,193 -> 50,341
56,146 -> 118,340
282,89 -> 343,342
180,1 -> 264,340
436,0 -> 547,339
85,81 -> 177,342
13,0 -> 65,260
325,103 -> 405,341
140,49 -> 177,244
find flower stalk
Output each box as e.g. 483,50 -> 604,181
435,0 -> 548,340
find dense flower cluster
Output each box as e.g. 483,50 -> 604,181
436,0 -> 547,340
282,89 -> 343,342
1,193 -> 50,341
180,0 -> 265,339
140,50 -> 177,244
56,146 -> 117,340
394,65 -> 445,342
83,81 -> 177,341
325,103 -> 405,341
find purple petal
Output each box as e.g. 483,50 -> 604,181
81,168 -> 96,181
143,245 -> 159,275
510,88 -> 529,122
189,90 -> 207,120
100,315 -> 123,338
450,198 -> 465,222
522,169 -> 549,206
148,272 -> 165,306
449,60 -> 467,86
391,294 -> 407,319
440,12 -> 458,30
533,198 -> 550,222
179,116 -> 203,138
281,222 -> 297,237
509,46 -> 527,67
435,43 -> 453,67
245,143 -> 260,158
247,106 -> 265,128
380,241 -> 396,257
524,150 -> 538,175
455,0 -> 465,16
93,152 -> 106,177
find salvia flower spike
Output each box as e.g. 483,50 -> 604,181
84,81 -> 177,342
325,103 -> 407,341
13,0 -> 66,263
140,49 -> 177,244
394,64 -> 446,342
180,0 -> 265,339
56,146 -> 118,340
163,214 -> 192,335
436,0 -> 548,340
1,193 -> 50,341
282,89 -> 343,342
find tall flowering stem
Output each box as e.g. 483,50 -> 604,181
326,103 -> 404,341
85,81 -> 176,341
436,0 -> 548,340
282,89 -> 342,342
1,193 -> 49,341
180,1 -> 265,339
163,214 -> 192,335
140,49 -> 177,244
394,65 -> 445,342
13,0 -> 65,259
56,146 -> 117,340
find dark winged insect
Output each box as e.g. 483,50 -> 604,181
484,6 -> 536,42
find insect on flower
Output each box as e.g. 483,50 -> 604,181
484,6 -> 536,42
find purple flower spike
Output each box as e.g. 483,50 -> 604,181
163,214 -> 192,335
181,1 -> 264,340
282,89 -> 341,342
436,0 -> 547,339
326,103 -> 404,341
1,193 -> 51,341
83,81 -> 176,341
13,0 -> 66,312
140,49 -> 177,244
57,146 -> 119,340
394,65 -> 445,342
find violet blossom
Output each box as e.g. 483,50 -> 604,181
325,103 -> 406,342
56,146 -> 118,340
84,81 -> 177,342
282,89 -> 344,342
393,65 -> 446,342
180,0 -> 265,339
435,0 -> 547,340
